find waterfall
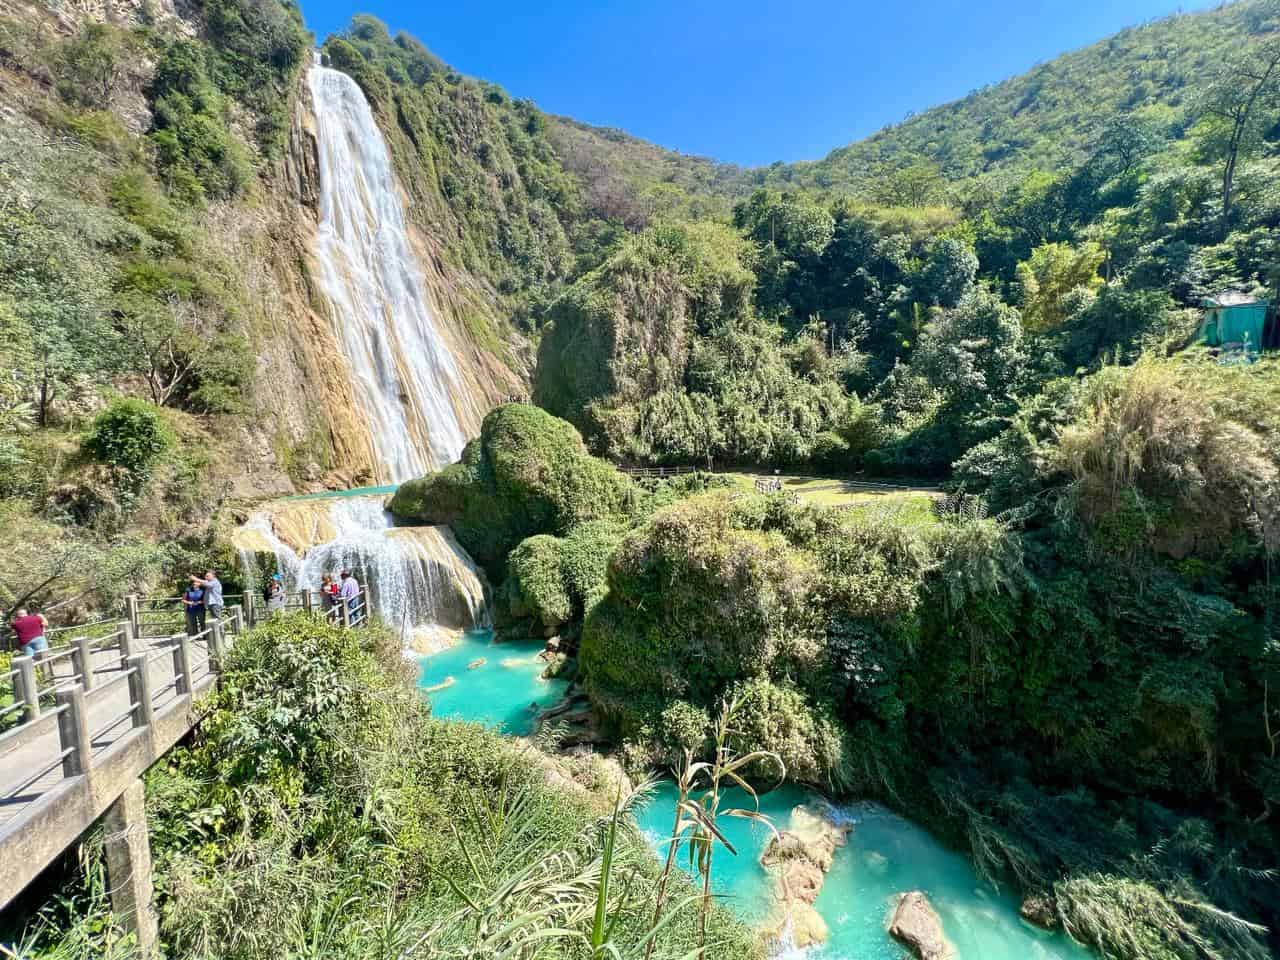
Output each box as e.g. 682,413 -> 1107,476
234,497 -> 489,652
308,59 -> 467,483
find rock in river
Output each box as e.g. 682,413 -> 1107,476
759,804 -> 850,948
889,891 -> 956,960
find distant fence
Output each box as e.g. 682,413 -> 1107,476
617,465 -> 702,479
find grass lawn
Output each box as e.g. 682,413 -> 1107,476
724,472 -> 941,524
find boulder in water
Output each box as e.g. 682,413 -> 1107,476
1020,893 -> 1059,929
759,805 -> 850,947
467,658 -> 486,670
888,891 -> 956,960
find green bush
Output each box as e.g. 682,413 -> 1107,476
729,677 -> 848,788
81,396 -> 173,495
390,404 -> 634,579
505,534 -> 571,626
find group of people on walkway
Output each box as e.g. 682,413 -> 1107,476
261,569 -> 361,621
181,570 -> 224,637
8,565 -> 365,653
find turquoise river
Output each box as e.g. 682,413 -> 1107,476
418,631 -> 1092,959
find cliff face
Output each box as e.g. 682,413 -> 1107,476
0,0 -> 526,497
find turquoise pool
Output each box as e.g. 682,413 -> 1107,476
633,781 -> 1091,959
416,629 -> 568,735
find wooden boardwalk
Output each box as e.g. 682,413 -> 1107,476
0,630 -> 218,830
0,604 -> 237,912
0,589 -> 371,912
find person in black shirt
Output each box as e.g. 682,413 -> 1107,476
182,577 -> 206,636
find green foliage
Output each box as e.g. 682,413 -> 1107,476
389,405 -> 634,579
199,0 -> 310,155
81,397 -> 174,497
128,614 -> 760,960
728,677 -> 848,788
148,40 -> 253,203
1016,241 -> 1106,331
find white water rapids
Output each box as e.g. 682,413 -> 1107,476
308,57 -> 467,483
235,496 -> 488,650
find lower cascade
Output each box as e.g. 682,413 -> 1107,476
233,493 -> 488,651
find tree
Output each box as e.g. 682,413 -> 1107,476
1015,241 -> 1105,331
914,237 -> 978,308
914,288 -> 1024,407
1193,38 -> 1280,228
118,293 -> 203,407
873,160 -> 946,208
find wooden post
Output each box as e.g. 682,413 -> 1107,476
125,595 -> 140,639
172,633 -> 193,696
302,590 -> 313,613
75,635 -> 95,691
55,683 -> 90,778
128,653 -> 153,728
118,620 -> 134,671
341,602 -> 351,628
209,618 -> 225,671
231,603 -> 244,636
14,655 -> 39,722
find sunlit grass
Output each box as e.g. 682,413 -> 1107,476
723,472 -> 940,513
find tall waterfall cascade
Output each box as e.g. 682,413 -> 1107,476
243,57 -> 497,650
308,57 -> 468,483
234,497 -> 488,651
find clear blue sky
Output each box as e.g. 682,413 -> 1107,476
301,0 -> 1216,167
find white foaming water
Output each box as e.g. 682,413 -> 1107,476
308,57 -> 467,482
235,497 -> 488,647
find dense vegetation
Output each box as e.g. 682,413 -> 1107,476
3,615 -> 758,959
398,362 -> 1280,959
0,0 -> 313,618
5,0 -> 1280,957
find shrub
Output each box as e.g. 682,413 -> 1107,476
81,396 -> 173,495
390,405 -> 634,578
729,677 -> 848,788
659,700 -> 710,752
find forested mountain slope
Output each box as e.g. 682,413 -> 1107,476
766,0 -> 1280,197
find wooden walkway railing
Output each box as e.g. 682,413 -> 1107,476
0,585 -> 373,913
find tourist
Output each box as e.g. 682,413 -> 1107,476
320,573 -> 339,615
182,577 -> 206,636
192,569 -> 224,622
338,569 -> 360,622
266,573 -> 286,617
9,607 -> 49,658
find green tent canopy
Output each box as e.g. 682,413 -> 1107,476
1198,293 -> 1269,355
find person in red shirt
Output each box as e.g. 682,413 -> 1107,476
10,607 -> 49,656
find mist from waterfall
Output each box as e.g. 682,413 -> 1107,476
308,59 -> 467,483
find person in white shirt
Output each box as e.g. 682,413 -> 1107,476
338,570 -> 360,622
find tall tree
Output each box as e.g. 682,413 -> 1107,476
1194,38 -> 1280,228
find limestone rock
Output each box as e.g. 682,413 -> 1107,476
1020,893 -> 1059,929
759,805 -> 850,948
888,891 -> 956,960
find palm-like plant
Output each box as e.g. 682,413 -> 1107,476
645,694 -> 784,960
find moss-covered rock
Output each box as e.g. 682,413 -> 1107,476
580,492 -> 822,729
389,404 -> 634,578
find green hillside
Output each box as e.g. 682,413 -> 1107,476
771,0 -> 1280,195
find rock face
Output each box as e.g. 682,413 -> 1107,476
888,891 -> 956,960
1020,893 -> 1059,929
758,805 -> 851,949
